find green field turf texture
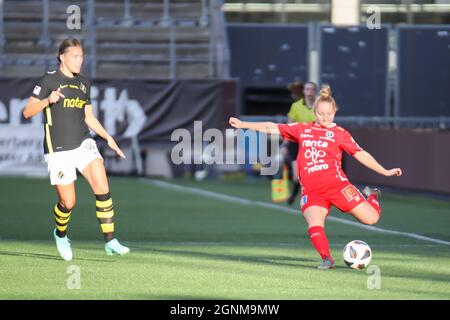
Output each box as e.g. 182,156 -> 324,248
0,176 -> 449,299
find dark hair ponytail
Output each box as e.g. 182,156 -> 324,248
57,38 -> 82,62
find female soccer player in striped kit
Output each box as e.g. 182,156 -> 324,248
229,85 -> 402,269
23,38 -> 129,261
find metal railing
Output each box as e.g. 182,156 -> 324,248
223,0 -> 449,12
222,0 -> 450,25
0,0 -> 4,72
214,0 -> 230,79
241,115 -> 450,130
86,0 -> 97,78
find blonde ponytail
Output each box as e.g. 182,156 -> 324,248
314,84 -> 338,112
319,85 -> 332,98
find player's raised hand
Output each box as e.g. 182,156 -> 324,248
48,88 -> 66,104
229,117 -> 244,129
385,168 -> 402,177
107,136 -> 126,159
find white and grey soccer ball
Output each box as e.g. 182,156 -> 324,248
194,169 -> 208,181
343,240 -> 372,269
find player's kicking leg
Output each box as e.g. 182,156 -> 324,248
348,186 -> 382,225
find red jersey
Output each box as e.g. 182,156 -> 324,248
278,122 -> 362,193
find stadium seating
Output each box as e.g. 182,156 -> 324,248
0,0 -> 227,79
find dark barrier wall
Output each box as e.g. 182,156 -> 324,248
0,78 -> 237,142
228,23 -> 309,86
319,25 -> 389,117
344,128 -> 450,194
0,78 -> 238,176
396,25 -> 450,117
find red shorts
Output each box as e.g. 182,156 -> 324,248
300,182 -> 365,215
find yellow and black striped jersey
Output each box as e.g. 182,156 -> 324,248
31,69 -> 91,154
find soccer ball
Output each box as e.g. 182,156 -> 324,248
194,169 -> 208,181
343,240 -> 372,269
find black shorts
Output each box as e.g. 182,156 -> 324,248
287,142 -> 299,163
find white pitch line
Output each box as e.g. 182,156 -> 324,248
141,179 -> 450,246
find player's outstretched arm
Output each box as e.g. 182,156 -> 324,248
84,105 -> 126,159
229,117 -> 280,135
353,150 -> 402,177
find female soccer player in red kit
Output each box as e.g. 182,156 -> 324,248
229,85 -> 402,269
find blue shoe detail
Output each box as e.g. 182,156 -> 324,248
53,228 -> 72,261
105,239 -> 130,256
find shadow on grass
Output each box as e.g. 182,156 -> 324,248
128,244 -> 326,269
0,250 -> 112,262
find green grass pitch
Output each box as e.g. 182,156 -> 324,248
0,176 -> 449,299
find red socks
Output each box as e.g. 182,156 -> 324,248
367,194 -> 381,217
308,226 -> 333,260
